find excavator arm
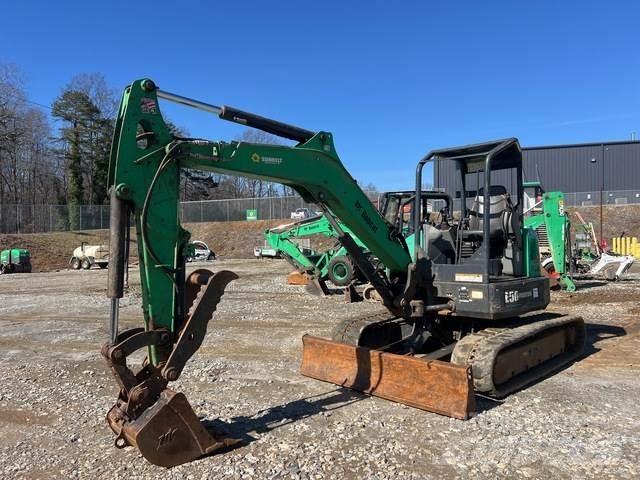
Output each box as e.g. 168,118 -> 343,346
103,79 -> 419,466
108,79 -> 410,333
523,192 -> 576,291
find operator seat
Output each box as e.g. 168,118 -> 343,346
466,185 -> 512,259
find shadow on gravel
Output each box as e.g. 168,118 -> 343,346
583,322 -> 627,357
474,395 -> 503,415
573,280 -> 608,289
203,388 -> 366,446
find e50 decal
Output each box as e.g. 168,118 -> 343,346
504,290 -> 519,304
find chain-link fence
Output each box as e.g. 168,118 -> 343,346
179,196 -> 314,223
0,204 -> 113,234
2,190 -> 637,234
0,196 -> 324,234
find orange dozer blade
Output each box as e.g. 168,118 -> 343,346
300,335 -> 476,419
287,270 -> 310,285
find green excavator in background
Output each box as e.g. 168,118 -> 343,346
260,213 -> 368,288
103,79 -> 585,467
523,181 -> 634,289
260,189 -> 451,295
523,184 -> 577,291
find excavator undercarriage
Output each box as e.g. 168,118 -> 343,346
104,79 -> 585,467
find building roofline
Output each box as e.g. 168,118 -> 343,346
524,139 -> 640,151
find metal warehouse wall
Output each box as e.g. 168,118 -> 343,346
433,140 -> 640,196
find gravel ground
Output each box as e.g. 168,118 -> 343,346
0,259 -> 638,479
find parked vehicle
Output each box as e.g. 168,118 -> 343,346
70,243 -> 109,270
254,244 -> 280,258
290,208 -> 316,220
0,249 -> 32,274
523,184 -> 634,289
186,240 -> 215,262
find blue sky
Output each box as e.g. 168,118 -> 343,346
2,0 -> 639,190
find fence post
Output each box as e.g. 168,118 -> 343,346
226,200 -> 230,221
200,200 -> 204,223
79,205 -> 82,231
16,204 -> 19,234
269,196 -> 273,220
49,205 -> 53,232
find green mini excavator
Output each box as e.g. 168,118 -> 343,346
103,79 -> 585,467
262,214 -> 367,287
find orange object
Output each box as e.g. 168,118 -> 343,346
300,335 -> 475,419
287,271 -> 309,285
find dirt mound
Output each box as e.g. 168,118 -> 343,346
2,204 -> 639,273
0,219 -> 295,272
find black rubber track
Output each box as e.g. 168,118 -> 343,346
452,314 -> 585,398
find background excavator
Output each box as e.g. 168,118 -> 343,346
104,79 -> 585,467
261,190 -> 450,296
523,182 -> 634,289
259,213 -> 368,289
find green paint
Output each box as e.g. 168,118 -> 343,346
108,79 -> 411,347
263,215 -> 367,280
524,191 -> 576,291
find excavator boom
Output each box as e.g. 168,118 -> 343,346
264,214 -> 368,287
104,79 -> 423,467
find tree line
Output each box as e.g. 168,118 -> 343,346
0,63 -> 379,230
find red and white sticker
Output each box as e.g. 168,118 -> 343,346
140,97 -> 157,114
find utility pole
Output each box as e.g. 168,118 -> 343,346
599,144 -> 605,248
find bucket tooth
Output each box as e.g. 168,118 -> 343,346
108,389 -> 239,468
300,335 -> 475,419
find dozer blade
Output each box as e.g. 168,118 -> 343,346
109,389 -> 239,468
287,270 -> 310,285
300,335 -> 476,419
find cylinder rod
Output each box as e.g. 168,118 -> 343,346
107,188 -> 128,344
157,89 -> 315,143
157,89 -> 222,115
109,298 -> 119,344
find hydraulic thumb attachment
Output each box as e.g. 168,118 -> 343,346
102,270 -> 239,467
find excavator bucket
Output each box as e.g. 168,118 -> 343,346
300,335 -> 476,419
108,389 -> 239,468
287,270 -> 310,285
104,270 -> 241,468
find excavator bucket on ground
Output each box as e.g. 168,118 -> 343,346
287,270 -> 310,285
300,335 -> 476,419
108,389 -> 239,467
104,270 -> 240,467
